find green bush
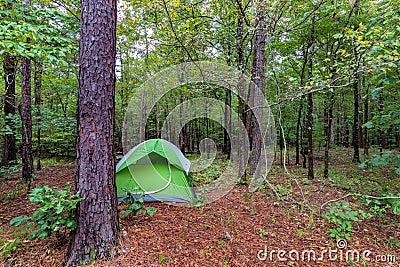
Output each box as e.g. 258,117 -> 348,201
362,194 -> 400,216
121,188 -> 156,218
10,183 -> 83,240
323,201 -> 371,240
360,151 -> 400,175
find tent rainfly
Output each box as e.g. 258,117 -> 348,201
116,139 -> 194,202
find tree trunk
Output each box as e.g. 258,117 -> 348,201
2,55 -> 17,166
324,92 -> 334,179
306,92 -> 314,179
295,98 -> 303,165
249,0 -> 266,176
352,1 -> 361,163
344,116 -> 350,148
21,0 -> 33,185
223,88 -> 231,158
65,0 -> 119,264
34,61 -> 43,170
378,88 -> 384,153
364,83 -> 369,155
306,13 -> 315,180
235,1 -> 247,179
352,55 -> 360,162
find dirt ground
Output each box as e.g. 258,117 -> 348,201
1,153 -> 399,267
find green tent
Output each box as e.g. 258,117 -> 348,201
116,139 -> 194,202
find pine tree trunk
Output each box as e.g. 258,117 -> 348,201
65,0 -> 119,264
2,55 -> 17,166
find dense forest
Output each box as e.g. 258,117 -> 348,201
0,0 -> 399,266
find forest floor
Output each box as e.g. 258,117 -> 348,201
0,149 -> 399,267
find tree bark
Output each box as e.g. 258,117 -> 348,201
324,92 -> 334,179
378,89 -> 385,152
34,61 -> 43,170
352,0 -> 361,163
223,88 -> 231,158
21,0 -> 33,185
295,48 -> 309,166
249,0 -> 266,176
352,44 -> 360,163
295,98 -> 303,165
306,13 -> 315,179
65,0 -> 119,264
2,55 -> 17,166
364,83 -> 369,155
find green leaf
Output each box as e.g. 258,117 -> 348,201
10,216 -> 31,226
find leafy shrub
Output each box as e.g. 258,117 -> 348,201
0,238 -> 20,259
121,188 -> 156,218
362,194 -> 400,216
323,201 -> 371,240
0,163 -> 22,181
10,183 -> 83,240
360,151 -> 400,175
190,187 -> 210,208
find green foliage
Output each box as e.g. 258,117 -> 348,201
323,202 -> 371,240
360,151 -> 400,175
275,184 -> 293,198
0,238 -> 20,259
190,187 -> 210,208
158,254 -> 170,264
121,188 -> 157,218
2,182 -> 24,204
361,194 -> 400,216
0,0 -> 78,64
259,228 -> 268,237
190,157 -> 228,187
0,163 -> 21,181
9,183 -> 83,240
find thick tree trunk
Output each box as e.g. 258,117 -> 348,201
2,55 -> 17,166
34,61 -> 43,170
65,0 -> 119,265
20,0 -> 34,185
21,56 -> 33,184
249,0 -> 266,176
236,2 -> 247,178
295,49 -> 308,166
